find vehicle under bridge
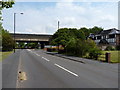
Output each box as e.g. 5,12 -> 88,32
10,33 -> 52,49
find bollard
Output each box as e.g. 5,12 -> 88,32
105,53 -> 111,63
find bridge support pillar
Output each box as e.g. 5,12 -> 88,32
41,42 -> 45,49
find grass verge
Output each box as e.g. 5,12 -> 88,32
99,51 -> 120,63
0,51 -> 13,61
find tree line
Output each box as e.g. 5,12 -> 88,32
50,27 -> 103,59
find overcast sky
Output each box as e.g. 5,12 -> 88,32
2,1 -> 118,35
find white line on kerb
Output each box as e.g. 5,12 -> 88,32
54,63 -> 79,77
42,57 -> 50,62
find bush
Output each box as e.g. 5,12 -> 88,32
116,45 -> 120,50
65,38 -> 102,58
105,46 -> 115,51
58,49 -> 65,54
89,48 -> 102,60
47,48 -> 57,52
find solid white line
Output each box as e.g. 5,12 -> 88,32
54,63 -> 79,77
42,57 -> 50,62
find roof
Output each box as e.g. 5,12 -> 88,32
95,28 -> 120,35
99,39 -> 109,45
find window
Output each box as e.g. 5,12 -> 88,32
97,36 -> 101,40
94,37 -> 96,40
109,34 -> 115,38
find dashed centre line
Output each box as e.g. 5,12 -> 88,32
35,53 -> 40,56
27,49 -> 78,77
54,63 -> 79,77
42,57 -> 50,62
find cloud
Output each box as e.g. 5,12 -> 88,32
2,2 -> 118,34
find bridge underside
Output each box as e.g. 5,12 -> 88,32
15,40 -> 49,49
10,33 -> 52,49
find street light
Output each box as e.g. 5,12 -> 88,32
13,12 -> 23,53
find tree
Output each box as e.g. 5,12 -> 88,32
0,0 -> 15,51
2,30 -> 14,51
51,28 -> 70,46
18,42 -> 25,48
79,27 -> 90,38
26,42 -> 39,49
86,39 -> 102,59
65,38 -> 77,55
0,0 -> 15,9
89,26 -> 103,34
51,27 -> 102,58
51,28 -> 86,47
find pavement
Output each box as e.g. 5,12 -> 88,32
2,49 -> 119,88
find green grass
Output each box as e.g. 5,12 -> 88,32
99,51 -> 120,63
0,51 -> 13,61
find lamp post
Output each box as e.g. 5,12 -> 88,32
13,13 -> 23,53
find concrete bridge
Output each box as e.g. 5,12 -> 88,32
10,33 -> 52,49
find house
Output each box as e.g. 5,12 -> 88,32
89,28 -> 120,46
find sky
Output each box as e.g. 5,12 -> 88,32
2,1 -> 119,35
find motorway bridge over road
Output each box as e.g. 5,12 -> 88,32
10,33 -> 52,49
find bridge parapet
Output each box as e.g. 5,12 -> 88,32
10,33 -> 52,42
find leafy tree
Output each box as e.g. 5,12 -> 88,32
18,42 -> 25,48
51,27 -> 102,58
89,26 -> 103,34
87,39 -> 102,59
51,28 -> 71,47
0,0 -> 15,9
0,0 -> 14,51
2,30 -> 14,51
26,42 -> 39,49
51,28 -> 86,47
65,38 -> 77,55
79,27 -> 90,38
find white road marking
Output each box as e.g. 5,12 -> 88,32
42,57 -> 50,62
16,50 -> 22,88
36,54 -> 40,56
54,63 -> 79,77
34,52 -> 40,56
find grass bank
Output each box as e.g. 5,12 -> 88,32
0,51 -> 13,61
99,51 -> 120,63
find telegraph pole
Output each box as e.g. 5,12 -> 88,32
58,21 -> 60,52
58,21 -> 59,30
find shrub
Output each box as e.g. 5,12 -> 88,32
47,48 -> 57,52
105,46 -> 115,51
58,49 -> 65,54
116,45 -> 120,50
65,38 -> 102,58
89,48 -> 102,60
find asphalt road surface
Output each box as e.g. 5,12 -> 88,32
2,49 -> 118,88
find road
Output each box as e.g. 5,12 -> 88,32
2,49 -> 118,88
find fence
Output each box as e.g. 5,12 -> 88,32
99,53 -> 111,63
